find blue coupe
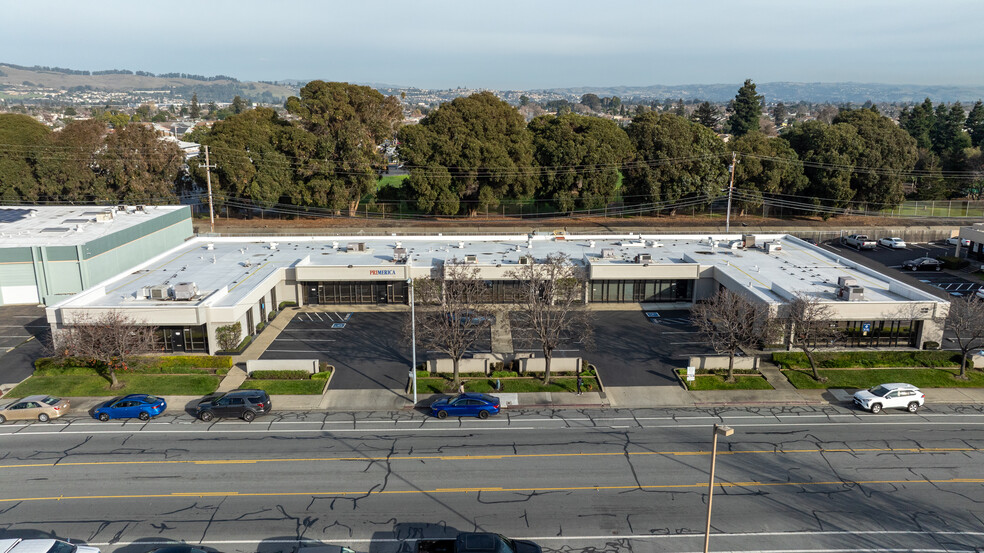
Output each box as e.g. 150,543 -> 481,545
430,393 -> 501,419
93,394 -> 167,421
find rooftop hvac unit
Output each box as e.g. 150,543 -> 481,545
94,210 -> 114,222
117,205 -> 126,212
135,205 -> 146,212
838,285 -> 865,301
269,242 -> 279,250
346,242 -> 366,252
764,241 -> 782,253
837,276 -> 858,288
464,254 -> 478,264
145,285 -> 171,300
519,255 -> 533,265
635,253 -> 652,263
173,282 -> 198,301
393,247 -> 408,262
601,248 -> 617,259
458,241 -> 466,249
742,234 -> 756,249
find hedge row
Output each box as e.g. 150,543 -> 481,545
35,355 -> 233,374
772,350 -> 965,370
248,370 -> 312,380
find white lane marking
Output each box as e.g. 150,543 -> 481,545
262,349 -> 331,353
272,339 -> 336,342
85,530 -> 984,547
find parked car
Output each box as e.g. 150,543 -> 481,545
92,394 -> 167,421
902,257 -> 943,271
853,383 -> 925,413
0,539 -> 100,553
430,393 -> 501,419
879,237 -> 906,249
975,288 -> 984,300
946,237 -> 971,247
841,234 -> 877,250
145,546 -> 211,553
448,310 -> 495,326
0,395 -> 71,423
196,389 -> 271,422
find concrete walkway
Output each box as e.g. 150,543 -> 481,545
491,310 -> 513,354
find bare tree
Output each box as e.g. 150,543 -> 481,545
410,261 -> 493,388
785,295 -> 840,382
52,311 -> 158,389
945,296 -> 984,378
690,289 -> 773,382
509,253 -> 591,385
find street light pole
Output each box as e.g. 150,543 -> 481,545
703,424 -> 734,553
408,276 -> 417,404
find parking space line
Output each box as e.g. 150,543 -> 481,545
275,339 -> 337,342
264,349 -> 329,353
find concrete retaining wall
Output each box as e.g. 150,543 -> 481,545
428,358 -> 490,374
688,355 -> 760,370
245,359 -> 319,375
519,356 -> 582,373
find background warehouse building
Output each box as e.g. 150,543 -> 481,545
0,205 -> 192,306
46,232 -> 948,355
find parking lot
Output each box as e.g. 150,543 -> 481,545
261,311 -> 412,390
0,304 -> 47,385
822,238 -> 982,297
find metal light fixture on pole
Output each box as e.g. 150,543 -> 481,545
408,276 -> 417,404
703,423 -> 734,553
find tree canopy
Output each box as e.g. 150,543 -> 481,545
398,91 -> 535,215
832,109 -> 918,208
728,79 -> 763,137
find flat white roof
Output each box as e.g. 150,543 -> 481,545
0,205 -> 186,247
56,233 -> 943,310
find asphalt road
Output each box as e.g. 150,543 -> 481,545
3,406 -> 984,553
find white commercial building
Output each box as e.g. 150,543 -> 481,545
46,232 -> 948,354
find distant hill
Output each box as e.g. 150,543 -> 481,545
0,63 -> 298,103
540,82 -> 984,104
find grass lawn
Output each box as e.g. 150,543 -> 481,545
783,368 -> 984,389
682,375 -> 774,391
416,376 -> 597,394
377,175 -> 407,189
8,374 -> 221,397
772,350 -> 963,370
240,379 -> 326,395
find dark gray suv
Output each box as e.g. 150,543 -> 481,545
196,389 -> 272,422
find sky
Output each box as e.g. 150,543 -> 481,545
3,0 -> 984,90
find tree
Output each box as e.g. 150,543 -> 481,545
528,113 -> 634,212
35,118 -> 106,202
772,102 -> 787,128
967,100 -> 984,148
690,289 -> 772,382
52,311 -> 158,389
730,131 -> 808,214
398,91 -> 534,215
911,150 -> 951,200
691,101 -> 720,130
287,81 -> 402,214
519,95 -> 530,107
781,120 -> 864,210
833,109 -> 918,208
411,261 -> 494,388
673,98 -> 686,117
189,93 -> 201,119
215,322 -> 243,351
580,93 -> 602,111
728,79 -> 764,137
101,124 -> 184,202
944,297 -> 984,379
899,98 -> 935,150
0,113 -> 50,202
232,95 -> 246,114
622,112 -> 728,209
784,295 -> 840,382
509,254 -> 591,385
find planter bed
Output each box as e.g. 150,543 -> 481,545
783,367 -> 984,389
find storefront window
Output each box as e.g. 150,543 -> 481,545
303,281 -> 407,304
590,279 -> 694,303
830,319 -> 919,348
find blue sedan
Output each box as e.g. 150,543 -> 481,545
93,394 -> 167,421
430,393 -> 501,419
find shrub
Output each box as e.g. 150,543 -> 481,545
268,311 -> 278,321
936,255 -> 970,270
311,370 -> 332,380
772,350 -> 961,370
256,321 -> 267,333
249,369 -> 310,380
215,323 -> 242,352
278,301 -> 297,310
490,370 -> 520,378
156,356 -> 233,369
923,341 -> 940,350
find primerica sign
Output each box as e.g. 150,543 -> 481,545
369,269 -> 397,276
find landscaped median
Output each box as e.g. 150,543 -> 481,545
414,364 -> 599,394
238,366 -> 333,395
9,356 -> 233,397
773,351 -> 984,389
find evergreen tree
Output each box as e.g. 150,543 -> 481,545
673,99 -> 686,117
728,79 -> 764,137
691,101 -> 719,130
189,93 -> 201,119
899,98 -> 934,150
231,95 -> 246,114
966,100 -> 984,148
772,102 -> 787,128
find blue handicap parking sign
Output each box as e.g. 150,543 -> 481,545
861,323 -> 871,333
332,322 -> 346,329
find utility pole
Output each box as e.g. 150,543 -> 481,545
725,152 -> 737,233
203,145 -> 216,234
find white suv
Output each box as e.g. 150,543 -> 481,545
853,383 -> 925,413
0,540 -> 100,553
